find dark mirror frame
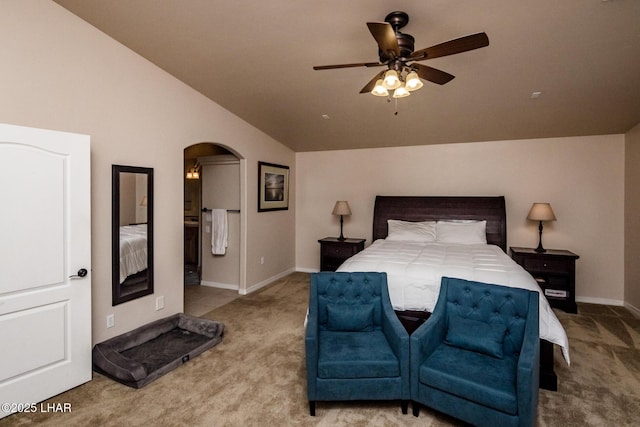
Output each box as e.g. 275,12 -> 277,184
112,165 -> 154,306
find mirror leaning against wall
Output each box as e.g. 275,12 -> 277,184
112,165 -> 154,305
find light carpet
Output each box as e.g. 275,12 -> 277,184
2,272 -> 639,426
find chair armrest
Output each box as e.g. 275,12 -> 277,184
381,299 -> 410,357
411,306 -> 446,361
516,292 -> 540,426
305,293 -> 320,400
410,305 -> 446,396
412,279 -> 449,365
380,288 -> 410,399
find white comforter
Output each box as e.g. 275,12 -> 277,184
337,239 -> 570,364
119,224 -> 148,284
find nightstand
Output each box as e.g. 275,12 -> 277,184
510,247 -> 579,314
318,237 -> 365,272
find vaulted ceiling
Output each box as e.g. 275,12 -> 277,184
54,0 -> 640,152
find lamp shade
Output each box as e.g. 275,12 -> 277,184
405,71 -> 423,91
332,201 -> 352,216
382,70 -> 401,90
371,79 -> 389,96
186,164 -> 200,179
527,203 -> 556,221
392,84 -> 411,98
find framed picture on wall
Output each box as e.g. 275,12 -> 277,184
258,161 -> 289,212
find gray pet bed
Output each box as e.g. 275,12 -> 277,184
92,313 -> 224,388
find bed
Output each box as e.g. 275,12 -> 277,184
119,224 -> 148,284
336,195 -> 568,390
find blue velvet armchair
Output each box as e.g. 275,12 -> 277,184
411,277 -> 540,427
305,272 -> 410,416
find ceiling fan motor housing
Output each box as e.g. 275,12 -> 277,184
379,32 -> 414,63
379,11 -> 415,62
384,11 -> 409,30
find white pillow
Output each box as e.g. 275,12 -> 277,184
387,220 -> 437,242
436,220 -> 487,244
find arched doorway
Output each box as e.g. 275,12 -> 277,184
183,143 -> 246,315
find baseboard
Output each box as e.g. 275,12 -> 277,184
201,268 -> 303,295
624,301 -> 640,318
575,296 -> 624,306
200,280 -> 239,291
240,268 -> 296,295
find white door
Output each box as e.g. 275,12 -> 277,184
0,123 -> 91,419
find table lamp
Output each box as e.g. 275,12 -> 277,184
527,203 -> 556,253
332,201 -> 352,241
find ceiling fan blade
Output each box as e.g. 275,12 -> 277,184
411,63 -> 455,85
313,61 -> 382,70
359,71 -> 386,94
410,32 -> 489,61
367,22 -> 400,57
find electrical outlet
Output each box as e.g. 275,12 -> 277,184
260,256 -> 264,265
106,314 -> 115,328
156,296 -> 165,310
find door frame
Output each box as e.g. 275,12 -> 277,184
183,143 -> 246,293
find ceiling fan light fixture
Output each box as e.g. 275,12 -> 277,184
392,84 -> 411,98
405,71 -> 423,91
371,79 -> 389,96
382,70 -> 401,90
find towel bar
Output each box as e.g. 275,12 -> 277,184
201,208 -> 240,213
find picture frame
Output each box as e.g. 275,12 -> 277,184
258,161 -> 289,212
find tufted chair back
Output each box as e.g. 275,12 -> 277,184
314,271 -> 384,331
443,277 -> 531,358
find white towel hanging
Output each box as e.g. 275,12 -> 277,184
211,209 -> 228,255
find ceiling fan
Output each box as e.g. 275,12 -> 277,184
313,11 -> 489,97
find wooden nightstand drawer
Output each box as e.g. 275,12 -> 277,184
522,257 -> 568,274
322,244 -> 356,258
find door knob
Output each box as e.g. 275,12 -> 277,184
69,268 -> 88,279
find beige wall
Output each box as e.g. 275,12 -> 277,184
296,135 -> 625,305
0,2 -> 295,344
625,123 -> 640,314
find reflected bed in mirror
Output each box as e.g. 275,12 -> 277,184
112,165 -> 154,305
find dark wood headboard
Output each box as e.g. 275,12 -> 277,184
372,196 -> 507,252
